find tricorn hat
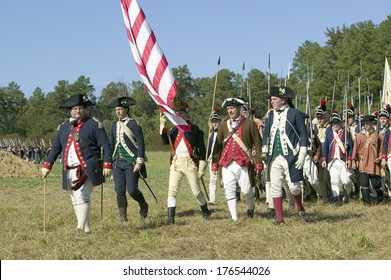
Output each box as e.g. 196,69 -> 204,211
107,96 -> 136,108
267,86 -> 295,100
361,114 -> 376,123
59,94 -> 95,108
222,97 -> 246,108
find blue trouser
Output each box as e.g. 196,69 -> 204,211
113,158 -> 145,207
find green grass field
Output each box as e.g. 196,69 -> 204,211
1,151 -> 391,260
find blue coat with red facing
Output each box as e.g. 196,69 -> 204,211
43,116 -> 113,190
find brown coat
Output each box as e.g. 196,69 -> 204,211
352,130 -> 383,175
211,117 -> 262,167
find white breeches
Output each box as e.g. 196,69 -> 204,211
269,155 -> 303,198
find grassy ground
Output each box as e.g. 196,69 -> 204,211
1,151 -> 391,260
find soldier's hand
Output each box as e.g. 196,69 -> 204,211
103,168 -> 112,178
381,158 -> 387,169
133,163 -> 142,173
321,161 -> 327,169
160,112 -> 167,135
198,160 -> 207,178
41,167 -> 51,179
295,147 -> 307,170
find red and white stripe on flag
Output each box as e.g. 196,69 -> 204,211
120,0 -> 190,132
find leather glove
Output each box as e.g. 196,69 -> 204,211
295,147 -> 307,170
41,167 -> 51,179
198,160 -> 207,178
159,112 -> 167,135
103,168 -> 112,178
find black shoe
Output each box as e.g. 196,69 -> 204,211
273,219 -> 284,225
246,209 -> 254,218
298,211 -> 309,223
200,204 -> 211,220
139,202 -> 148,218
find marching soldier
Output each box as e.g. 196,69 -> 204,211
353,115 -> 384,205
262,86 -> 309,225
160,96 -> 211,224
312,99 -> 332,202
378,108 -> 391,199
107,96 -> 149,222
206,107 -> 222,205
41,94 -> 113,233
321,112 -> 354,205
346,104 -> 361,199
211,97 -> 263,221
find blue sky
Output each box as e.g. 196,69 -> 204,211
0,0 -> 390,97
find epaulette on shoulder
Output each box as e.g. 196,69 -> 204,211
92,117 -> 103,129
57,120 -> 67,131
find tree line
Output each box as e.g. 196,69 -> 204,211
1,15 -> 390,149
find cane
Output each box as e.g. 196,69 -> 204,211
100,147 -> 104,221
43,178 -> 47,236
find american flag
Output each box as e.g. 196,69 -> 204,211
120,0 -> 190,132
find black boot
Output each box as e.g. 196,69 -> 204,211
361,187 -> 370,205
331,196 -> 341,206
139,202 -> 149,218
118,207 -> 128,222
200,203 -> 211,220
375,189 -> 384,205
167,207 -> 176,225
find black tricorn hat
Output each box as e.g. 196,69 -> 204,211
222,97 -> 246,108
267,86 -> 295,100
107,96 -> 136,108
59,94 -> 95,108
360,114 -> 376,123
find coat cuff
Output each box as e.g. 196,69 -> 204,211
211,163 -> 219,172
42,162 -> 53,170
103,162 -> 112,169
255,162 -> 264,171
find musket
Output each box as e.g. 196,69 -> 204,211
343,81 -> 349,162
375,91 -> 382,159
367,78 -> 371,114
210,56 -> 220,114
358,61 -> 362,131
206,57 -> 221,162
331,70 -> 340,112
267,53 -> 271,109
240,62 -> 245,98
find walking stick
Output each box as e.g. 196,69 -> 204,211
100,147 -> 104,221
200,177 -> 210,201
43,178 -> 47,236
